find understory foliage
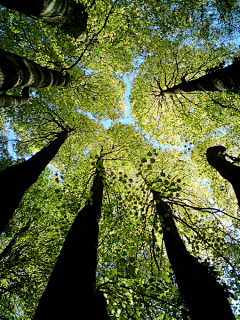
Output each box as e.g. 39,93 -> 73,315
0,0 -> 240,319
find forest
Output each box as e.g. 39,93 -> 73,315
0,0 -> 240,319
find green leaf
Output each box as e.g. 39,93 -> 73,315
127,265 -> 135,276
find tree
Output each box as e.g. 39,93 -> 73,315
159,59 -> 240,95
0,49 -> 69,93
206,146 -> 240,206
0,129 -> 69,235
32,156 -> 109,319
0,0 -> 88,38
1,0 -> 240,319
0,87 -> 30,107
152,192 -> 235,320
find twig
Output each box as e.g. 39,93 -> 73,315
62,0 -> 118,71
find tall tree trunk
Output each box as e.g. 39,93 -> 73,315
0,0 -> 87,38
0,87 -> 30,107
206,145 -> 240,205
95,288 -> 111,320
0,94 -> 29,107
152,191 -> 235,320
0,49 -> 69,92
161,60 -> 240,94
32,159 -> 110,319
0,130 -> 68,235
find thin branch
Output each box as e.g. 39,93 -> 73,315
62,0 -> 118,71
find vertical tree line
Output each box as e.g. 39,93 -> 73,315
0,1 -> 239,319
0,129 -> 69,235
152,191 -> 235,320
32,158 -> 109,319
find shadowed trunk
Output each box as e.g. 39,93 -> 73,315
0,0 -> 87,38
162,60 -> 240,94
95,288 -> 111,319
32,159 -> 110,319
0,49 -> 69,92
206,145 -> 240,205
0,87 -> 30,107
0,94 -> 29,107
152,191 -> 235,320
0,130 -> 68,235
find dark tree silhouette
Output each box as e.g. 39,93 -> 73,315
207,145 -> 240,205
32,158 -> 110,319
0,130 -> 68,235
0,49 -> 69,92
0,0 -> 87,38
160,60 -> 240,95
152,191 -> 235,320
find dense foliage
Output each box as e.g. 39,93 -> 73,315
0,0 -> 240,319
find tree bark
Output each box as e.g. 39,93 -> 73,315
0,94 -> 29,107
0,0 -> 70,21
0,49 -> 69,92
32,159 -> 110,319
162,60 -> 240,94
0,130 -> 68,235
0,0 -> 87,38
0,87 -> 30,107
152,191 -> 235,320
206,145 -> 240,205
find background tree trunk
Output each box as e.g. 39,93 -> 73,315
206,145 -> 240,205
0,0 -> 70,21
0,94 -> 29,107
32,160 -> 110,319
152,191 -> 235,320
0,130 -> 68,235
162,60 -> 240,94
0,0 -> 87,38
0,49 -> 69,92
0,87 -> 30,107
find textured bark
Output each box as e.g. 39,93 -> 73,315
152,191 -> 235,320
0,94 -> 29,107
0,0 -> 87,38
162,60 -> 240,94
0,130 -> 68,235
207,146 -> 240,205
0,0 -> 69,21
32,160 -> 109,319
0,86 -> 30,107
0,49 -> 69,92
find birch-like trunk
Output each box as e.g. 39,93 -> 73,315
207,146 -> 240,205
162,60 -> 240,94
0,0 -> 87,38
0,130 -> 68,235
0,49 -> 69,92
32,159 -> 110,319
152,191 -> 235,320
0,94 -> 29,107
